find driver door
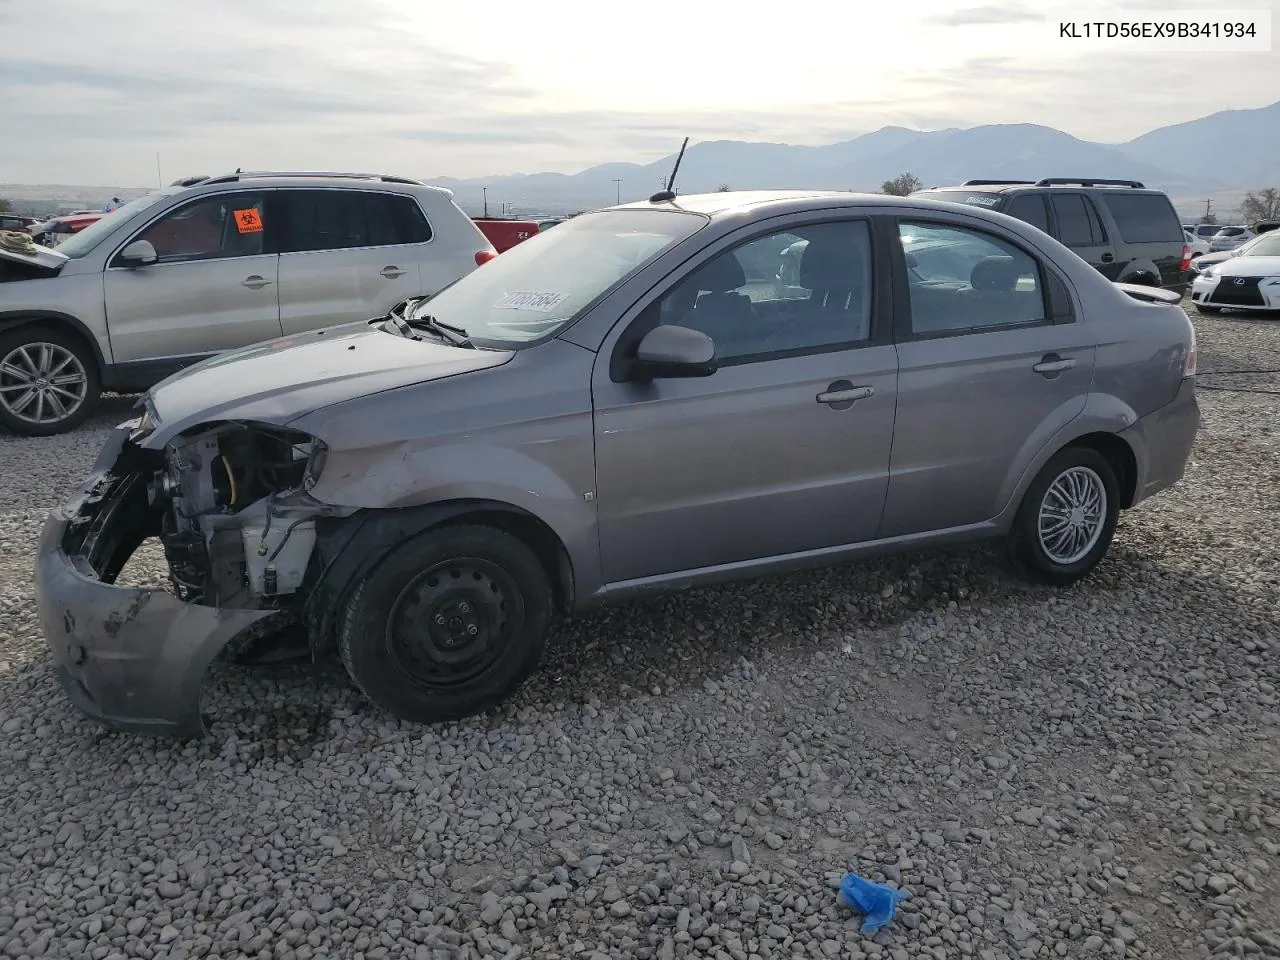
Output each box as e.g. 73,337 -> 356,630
103,190 -> 282,372
590,217 -> 900,585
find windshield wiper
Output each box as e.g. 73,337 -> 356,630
410,314 -> 474,348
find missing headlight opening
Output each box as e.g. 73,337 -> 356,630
150,422 -> 326,605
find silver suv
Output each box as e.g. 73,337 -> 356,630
0,172 -> 496,435
36,190 -> 1200,737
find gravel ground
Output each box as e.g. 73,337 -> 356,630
1,313 -> 1278,960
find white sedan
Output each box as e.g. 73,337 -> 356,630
1191,232 -> 1280,313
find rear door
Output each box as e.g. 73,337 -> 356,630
882,217 -> 1096,538
275,188 -> 434,334
103,190 -> 281,368
1047,192 -> 1117,278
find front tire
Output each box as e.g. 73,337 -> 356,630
0,325 -> 101,436
338,524 -> 553,724
1005,446 -> 1120,586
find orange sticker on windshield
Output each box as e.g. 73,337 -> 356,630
234,208 -> 263,233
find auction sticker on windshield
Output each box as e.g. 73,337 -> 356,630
495,291 -> 567,312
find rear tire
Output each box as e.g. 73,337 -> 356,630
1004,446 -> 1120,586
0,325 -> 101,436
338,524 -> 552,724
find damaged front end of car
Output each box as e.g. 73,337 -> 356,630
35,409 -> 354,737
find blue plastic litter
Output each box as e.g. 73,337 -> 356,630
839,872 -> 910,935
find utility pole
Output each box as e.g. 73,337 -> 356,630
156,152 -> 162,187
482,186 -> 489,218
612,178 -> 623,205
1202,198 -> 1213,221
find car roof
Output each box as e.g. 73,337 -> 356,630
916,182 -> 1168,197
615,189 -> 1017,219
175,172 -> 456,198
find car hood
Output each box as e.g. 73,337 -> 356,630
142,321 -> 513,447
0,236 -> 68,273
1209,255 -> 1280,278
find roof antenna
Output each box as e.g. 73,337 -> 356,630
649,137 -> 689,203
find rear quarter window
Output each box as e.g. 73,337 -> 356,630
1099,193 -> 1184,243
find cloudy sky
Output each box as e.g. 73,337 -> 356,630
2,0 -> 1277,185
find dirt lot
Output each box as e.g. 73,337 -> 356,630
0,314 -> 1277,960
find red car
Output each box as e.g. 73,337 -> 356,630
31,211 -> 106,246
472,217 -> 540,253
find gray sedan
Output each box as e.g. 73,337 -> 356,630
36,189 -> 1200,736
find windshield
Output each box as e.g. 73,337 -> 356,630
408,208 -> 706,345
54,190 -> 175,258
1243,232 -> 1280,257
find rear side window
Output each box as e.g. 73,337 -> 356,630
278,190 -> 432,253
1004,194 -> 1050,234
899,221 -> 1049,336
1051,194 -> 1106,246
1100,193 -> 1183,243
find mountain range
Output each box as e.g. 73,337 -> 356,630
430,100 -> 1280,217
5,101 -> 1277,221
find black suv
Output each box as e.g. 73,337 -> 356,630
912,178 -> 1191,293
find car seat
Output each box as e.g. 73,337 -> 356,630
680,253 -> 757,353
796,231 -> 871,343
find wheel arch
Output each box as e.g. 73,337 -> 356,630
0,310 -> 109,376
1062,431 -> 1139,508
304,498 -> 575,653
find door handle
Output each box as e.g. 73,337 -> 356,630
1100,253 -> 1114,263
380,265 -> 406,279
816,384 -> 874,407
1033,355 -> 1076,375
241,275 -> 272,289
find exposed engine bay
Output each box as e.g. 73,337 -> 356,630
147,421 -> 333,609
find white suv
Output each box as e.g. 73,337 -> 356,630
0,172 -> 497,435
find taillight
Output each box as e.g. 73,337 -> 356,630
475,250 -> 498,266
1184,323 -> 1197,377
1179,244 -> 1191,272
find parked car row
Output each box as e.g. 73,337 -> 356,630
31,184 -> 1200,736
1190,228 -> 1280,314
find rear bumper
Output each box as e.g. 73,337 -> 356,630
35,425 -> 280,737
1121,377 -> 1200,507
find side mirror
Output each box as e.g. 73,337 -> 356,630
118,239 -> 158,267
632,324 -> 717,380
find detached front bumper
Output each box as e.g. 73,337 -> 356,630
35,424 -> 280,737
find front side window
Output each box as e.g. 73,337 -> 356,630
278,190 -> 433,253
899,221 -> 1048,335
654,220 -> 874,362
133,193 -> 268,264
56,190 -> 176,259
1005,194 -> 1050,234
407,208 -> 706,346
1051,194 -> 1106,246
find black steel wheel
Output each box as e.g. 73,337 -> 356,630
339,524 -> 552,723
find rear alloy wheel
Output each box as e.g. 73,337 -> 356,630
1005,446 -> 1120,586
0,327 -> 101,436
338,524 -> 553,723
